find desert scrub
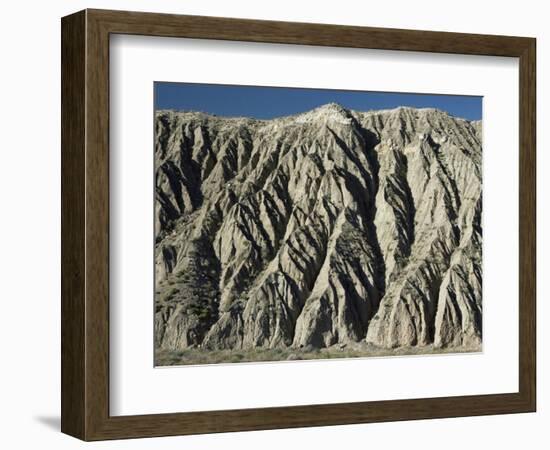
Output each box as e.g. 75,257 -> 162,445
164,287 -> 180,301
154,343 -> 481,366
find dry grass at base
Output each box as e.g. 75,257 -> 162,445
155,343 -> 481,367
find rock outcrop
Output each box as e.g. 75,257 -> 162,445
154,103 -> 482,353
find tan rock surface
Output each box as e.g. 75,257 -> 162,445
154,104 -> 482,352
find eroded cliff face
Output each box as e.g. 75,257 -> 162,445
154,103 -> 482,353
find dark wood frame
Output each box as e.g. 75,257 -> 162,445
61,8 -> 536,441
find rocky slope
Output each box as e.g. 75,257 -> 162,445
154,103 -> 482,356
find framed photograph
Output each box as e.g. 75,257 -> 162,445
61,9 -> 536,440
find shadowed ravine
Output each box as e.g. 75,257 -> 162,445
154,103 -> 482,364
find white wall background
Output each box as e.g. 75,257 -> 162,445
0,0 -> 546,448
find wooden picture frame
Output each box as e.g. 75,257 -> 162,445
61,9 -> 536,441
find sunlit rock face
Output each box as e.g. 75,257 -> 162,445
154,103 -> 482,352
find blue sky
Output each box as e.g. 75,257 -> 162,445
155,82 -> 482,121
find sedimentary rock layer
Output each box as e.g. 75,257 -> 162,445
154,103 -> 482,352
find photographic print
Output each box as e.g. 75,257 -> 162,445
154,83 -> 482,366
